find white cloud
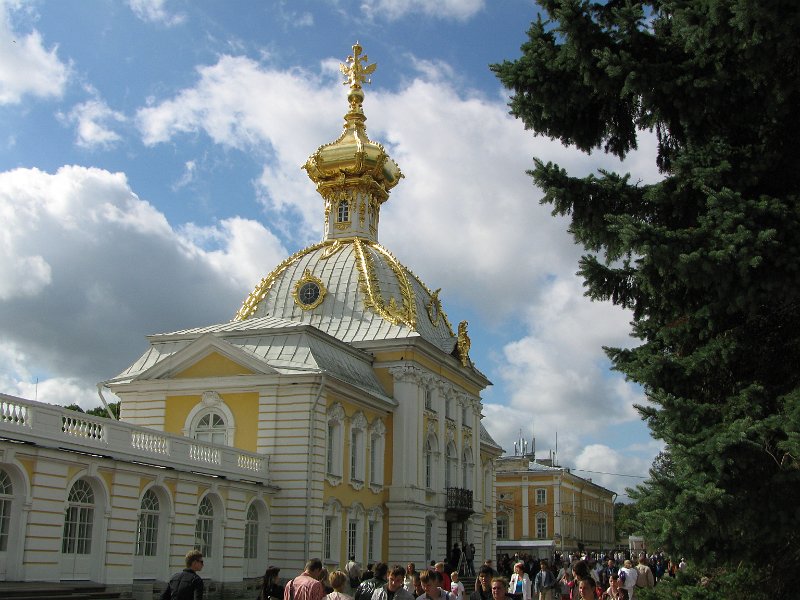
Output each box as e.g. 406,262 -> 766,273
127,0 -> 185,27
59,94 -> 127,149
0,2 -> 70,104
0,165 -> 287,401
360,0 -> 485,21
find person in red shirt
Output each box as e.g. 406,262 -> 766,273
285,558 -> 326,600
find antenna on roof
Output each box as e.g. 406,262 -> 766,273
554,431 -> 558,466
531,420 -> 536,460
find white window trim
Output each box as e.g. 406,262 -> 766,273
368,419 -> 386,492
323,500 -> 342,564
349,412 -> 367,490
184,394 -> 235,447
326,403 -> 345,485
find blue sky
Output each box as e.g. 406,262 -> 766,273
0,0 -> 663,498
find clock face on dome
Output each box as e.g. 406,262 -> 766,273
293,270 -> 327,310
298,282 -> 320,305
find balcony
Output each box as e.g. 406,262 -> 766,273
0,393 -> 271,484
445,487 -> 474,521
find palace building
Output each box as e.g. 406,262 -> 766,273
494,436 -> 615,560
0,44 -> 503,597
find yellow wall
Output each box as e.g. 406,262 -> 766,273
164,391 -> 260,452
174,351 -> 255,378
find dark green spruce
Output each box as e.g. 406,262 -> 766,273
492,1 -> 800,597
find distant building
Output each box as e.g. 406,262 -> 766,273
0,44 -> 503,597
494,439 -> 615,560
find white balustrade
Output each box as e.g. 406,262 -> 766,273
0,393 -> 270,483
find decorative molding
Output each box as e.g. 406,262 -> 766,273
351,411 -> 368,430
369,418 -> 385,437
328,403 -> 345,423
201,391 -> 221,406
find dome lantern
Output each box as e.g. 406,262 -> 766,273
302,43 -> 403,243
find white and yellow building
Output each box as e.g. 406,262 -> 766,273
0,44 -> 502,597
495,442 -> 615,560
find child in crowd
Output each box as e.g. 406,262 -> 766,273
451,572 -> 465,600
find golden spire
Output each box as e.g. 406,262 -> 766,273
303,42 -> 403,243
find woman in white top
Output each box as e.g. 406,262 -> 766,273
507,562 -> 531,600
327,571 -> 354,600
617,560 -> 638,600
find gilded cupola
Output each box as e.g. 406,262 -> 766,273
303,42 -> 403,243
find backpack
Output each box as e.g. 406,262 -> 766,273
635,566 -> 653,588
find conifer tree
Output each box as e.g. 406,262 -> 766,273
492,0 -> 800,593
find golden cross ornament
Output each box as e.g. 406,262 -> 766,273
340,42 -> 376,89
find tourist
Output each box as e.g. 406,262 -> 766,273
259,565 -> 284,600
617,561 -> 637,600
451,572 -> 465,600
418,569 -> 453,600
533,561 -> 556,600
508,562 -> 531,600
346,556 -> 363,592
490,577 -> 512,600
327,571 -> 354,600
405,564 -> 418,594
356,564 -> 389,600
284,559 -> 326,600
373,565 -> 414,600
471,565 -> 494,600
160,549 -> 204,600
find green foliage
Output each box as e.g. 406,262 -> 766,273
492,0 -> 800,592
65,402 -> 120,419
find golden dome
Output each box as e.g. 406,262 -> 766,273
303,43 -> 402,243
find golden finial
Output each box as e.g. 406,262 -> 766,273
339,42 -> 377,90
457,320 -> 471,368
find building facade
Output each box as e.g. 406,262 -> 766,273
495,449 -> 615,561
0,44 -> 503,596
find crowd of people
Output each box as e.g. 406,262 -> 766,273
229,548 -> 687,600
483,551 -> 686,600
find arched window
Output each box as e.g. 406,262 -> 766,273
323,500 -> 342,563
445,441 -> 458,489
184,393 -> 235,446
425,434 -> 438,489
327,404 -> 345,481
62,479 -> 94,554
195,496 -> 214,557
462,446 -> 474,490
194,412 -> 227,445
350,412 -> 367,486
244,504 -> 258,559
135,489 -> 159,556
536,512 -> 548,539
0,469 -> 11,551
368,419 -> 386,488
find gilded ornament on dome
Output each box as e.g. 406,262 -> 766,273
427,288 -> 444,327
293,268 -> 327,310
339,42 -> 377,90
457,320 -> 471,367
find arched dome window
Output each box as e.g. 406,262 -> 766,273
337,199 -> 350,223
184,393 -> 235,446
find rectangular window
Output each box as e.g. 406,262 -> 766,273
536,516 -> 547,539
135,512 -> 159,556
324,517 -> 333,560
425,453 -> 432,489
497,517 -> 507,540
244,520 -> 258,559
327,424 -> 334,474
351,431 -> 359,480
425,388 -> 432,410
194,516 -> 213,557
369,436 -> 377,484
347,520 -> 358,560
536,488 -> 546,505
445,398 -> 451,419
0,498 -> 10,551
368,521 -> 375,562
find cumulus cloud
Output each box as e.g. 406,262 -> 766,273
360,0 -> 485,21
0,1 -> 70,104
0,165 -> 286,408
58,92 -> 127,149
127,0 -> 185,27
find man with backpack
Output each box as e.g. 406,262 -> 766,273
634,555 -> 654,591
